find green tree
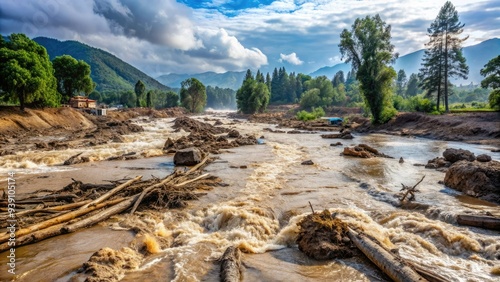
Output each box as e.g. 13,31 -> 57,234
300,88 -> 321,109
180,78 -> 206,113
206,86 -> 236,109
53,55 -> 95,103
120,90 -> 136,108
419,1 -> 468,112
339,15 -> 397,124
265,72 -> 272,92
134,80 -> 146,107
0,34 -> 59,110
396,69 -> 407,97
165,91 -> 179,108
146,90 -> 153,108
249,82 -> 270,113
236,70 -> 270,114
480,55 -> 500,109
304,76 -> 336,106
88,90 -> 101,102
332,71 -> 345,87
406,73 -> 420,97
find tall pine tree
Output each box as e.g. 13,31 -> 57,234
419,1 -> 468,112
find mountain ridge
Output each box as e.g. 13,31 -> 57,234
33,37 -> 170,93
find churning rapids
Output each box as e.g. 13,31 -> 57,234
1,113 -> 499,282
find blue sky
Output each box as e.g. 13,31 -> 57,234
1,0 -> 499,77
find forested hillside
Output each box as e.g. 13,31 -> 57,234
33,37 -> 169,92
157,71 -> 245,90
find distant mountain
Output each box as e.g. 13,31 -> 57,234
33,37 -> 170,92
310,63 -> 351,78
310,38 -> 500,85
157,71 -> 245,90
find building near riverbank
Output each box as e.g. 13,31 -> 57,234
69,96 -> 96,109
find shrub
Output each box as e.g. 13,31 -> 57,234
296,107 -> 325,121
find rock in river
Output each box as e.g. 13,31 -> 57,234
174,148 -> 202,166
444,160 -> 500,204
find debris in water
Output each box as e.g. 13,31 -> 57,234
296,210 -> 353,260
399,175 -> 425,202
219,246 -> 243,282
80,247 -> 142,282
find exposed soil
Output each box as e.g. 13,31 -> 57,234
241,109 -> 500,148
0,106 -> 187,156
352,112 -> 500,147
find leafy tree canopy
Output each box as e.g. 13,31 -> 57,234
480,55 -> 500,109
180,78 -> 206,113
53,55 -> 95,103
236,70 -> 270,114
0,33 -> 60,110
339,15 -> 397,124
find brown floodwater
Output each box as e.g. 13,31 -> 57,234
1,114 -> 499,281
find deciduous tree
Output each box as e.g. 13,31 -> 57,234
0,34 -> 59,110
180,78 -> 206,113
480,55 -> 500,109
53,55 -> 95,103
339,15 -> 397,123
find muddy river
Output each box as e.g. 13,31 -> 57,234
1,114 -> 499,281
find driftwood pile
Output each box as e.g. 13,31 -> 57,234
0,157 -> 217,252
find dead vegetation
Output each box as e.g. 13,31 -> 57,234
0,156 -> 219,252
296,210 -> 354,260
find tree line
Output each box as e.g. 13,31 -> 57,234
235,1 -> 499,121
0,34 -> 96,110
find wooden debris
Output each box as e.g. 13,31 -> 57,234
219,246 -> 242,282
347,228 -> 427,282
400,175 -> 425,202
81,175 -> 142,209
456,214 -> 500,231
0,156 -> 216,252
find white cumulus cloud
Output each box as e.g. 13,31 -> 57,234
279,52 -> 303,65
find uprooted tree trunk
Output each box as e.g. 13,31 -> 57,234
347,228 -> 427,282
219,246 -> 243,282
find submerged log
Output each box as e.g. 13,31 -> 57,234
456,214 -> 500,230
219,246 -> 242,282
347,228 -> 427,282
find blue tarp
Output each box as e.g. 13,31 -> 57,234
328,117 -> 343,125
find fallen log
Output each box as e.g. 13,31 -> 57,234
0,222 -> 68,253
456,214 -> 500,231
347,228 -> 427,282
81,175 -> 142,209
3,200 -> 92,219
0,198 -> 124,244
219,246 -> 242,282
61,194 -> 139,233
